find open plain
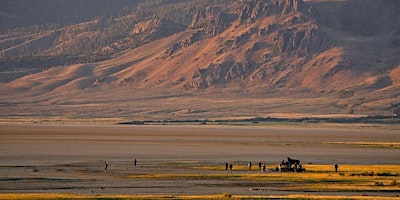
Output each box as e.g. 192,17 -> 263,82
0,124 -> 399,199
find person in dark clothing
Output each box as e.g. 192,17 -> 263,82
335,163 -> 339,172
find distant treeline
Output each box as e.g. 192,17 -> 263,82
0,0 -> 145,33
1,0 -> 234,72
119,115 -> 399,125
231,115 -> 399,124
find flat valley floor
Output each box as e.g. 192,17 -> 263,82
0,124 -> 399,197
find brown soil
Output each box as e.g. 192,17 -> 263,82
0,124 -> 399,196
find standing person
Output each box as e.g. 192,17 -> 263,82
104,161 -> 108,172
225,162 -> 229,170
248,162 -> 252,171
229,163 -> 233,172
258,162 -> 262,171
134,159 -> 137,167
335,163 -> 339,172
262,163 -> 266,172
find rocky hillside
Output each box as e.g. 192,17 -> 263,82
1,0 -> 400,119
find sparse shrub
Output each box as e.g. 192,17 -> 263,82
55,168 -> 66,172
222,192 -> 232,198
362,172 -> 374,176
350,172 -> 375,176
389,180 -> 398,186
374,182 -> 384,186
377,172 -> 398,176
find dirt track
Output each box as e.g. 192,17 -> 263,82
0,124 -> 399,195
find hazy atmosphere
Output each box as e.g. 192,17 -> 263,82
1,0 -> 400,120
0,0 -> 399,199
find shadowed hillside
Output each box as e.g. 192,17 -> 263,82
1,0 -> 399,120
0,0 -> 146,33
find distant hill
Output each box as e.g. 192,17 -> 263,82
1,0 -> 399,120
0,0 -> 146,32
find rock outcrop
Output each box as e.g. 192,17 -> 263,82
131,19 -> 184,41
189,0 -> 333,89
191,6 -> 235,36
273,23 -> 332,56
2,0 -> 400,116
237,0 -> 306,23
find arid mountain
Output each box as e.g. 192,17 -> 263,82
1,0 -> 400,120
0,0 -> 146,33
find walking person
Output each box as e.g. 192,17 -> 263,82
134,159 -> 137,167
229,163 -> 233,172
248,162 -> 252,171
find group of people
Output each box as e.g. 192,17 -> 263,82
225,163 -> 233,171
225,161 -> 268,172
104,159 -> 137,172
224,160 -> 340,173
104,159 -> 339,173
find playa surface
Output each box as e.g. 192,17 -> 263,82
0,124 -> 399,196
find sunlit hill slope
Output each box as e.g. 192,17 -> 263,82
1,0 -> 400,120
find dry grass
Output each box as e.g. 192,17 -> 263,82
1,164 -> 399,199
128,164 -> 400,195
0,125 -> 398,199
324,142 -> 400,149
1,193 -> 400,200
305,164 -> 400,173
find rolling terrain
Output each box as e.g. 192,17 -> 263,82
1,0 -> 400,121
